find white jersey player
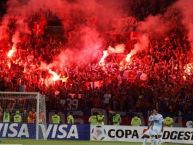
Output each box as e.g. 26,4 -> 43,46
151,109 -> 164,145
142,109 -> 164,145
152,109 -> 164,136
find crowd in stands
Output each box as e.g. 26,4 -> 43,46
0,0 -> 193,124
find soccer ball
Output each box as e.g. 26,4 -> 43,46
91,125 -> 107,140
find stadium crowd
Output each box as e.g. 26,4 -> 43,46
0,0 -> 193,125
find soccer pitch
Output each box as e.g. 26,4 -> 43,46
0,139 -> 189,145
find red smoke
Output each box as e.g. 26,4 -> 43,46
1,0 -> 193,86
175,0 -> 193,55
138,15 -> 171,36
0,0 -> 130,67
137,0 -> 193,63
126,33 -> 149,63
51,26 -> 103,67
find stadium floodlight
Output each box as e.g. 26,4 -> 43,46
0,92 -> 46,140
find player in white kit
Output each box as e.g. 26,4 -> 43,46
151,109 -> 164,145
142,109 -> 164,145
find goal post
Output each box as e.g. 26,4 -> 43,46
0,91 -> 46,140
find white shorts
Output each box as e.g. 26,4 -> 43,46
151,126 -> 162,135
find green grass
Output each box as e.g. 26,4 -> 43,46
0,139 -> 189,145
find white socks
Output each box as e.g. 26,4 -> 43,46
142,137 -> 161,145
142,138 -> 147,145
151,137 -> 156,145
155,138 -> 162,145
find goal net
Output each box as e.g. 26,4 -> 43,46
0,92 -> 46,140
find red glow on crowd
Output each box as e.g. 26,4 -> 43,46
0,0 -> 192,96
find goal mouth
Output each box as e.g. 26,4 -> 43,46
0,91 -> 46,140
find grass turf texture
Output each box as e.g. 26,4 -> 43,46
0,139 -> 189,145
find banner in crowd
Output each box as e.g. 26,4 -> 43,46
85,81 -> 103,89
90,125 -> 193,144
0,123 -> 90,140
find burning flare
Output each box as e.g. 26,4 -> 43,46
107,44 -> 125,54
125,43 -> 140,63
48,69 -> 68,82
184,63 -> 193,75
48,69 -> 61,81
99,50 -> 109,66
126,53 -> 132,62
7,46 -> 17,58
